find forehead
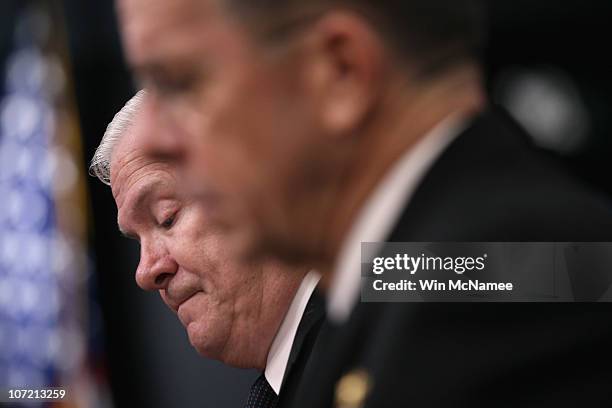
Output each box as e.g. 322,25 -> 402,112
118,0 -> 236,66
111,122 -> 177,206
114,162 -> 177,237
112,158 -> 179,231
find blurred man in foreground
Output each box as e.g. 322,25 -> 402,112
116,0 -> 612,406
90,92 -> 323,407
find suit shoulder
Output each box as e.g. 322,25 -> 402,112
395,110 -> 612,241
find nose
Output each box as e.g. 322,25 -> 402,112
135,238 -> 178,291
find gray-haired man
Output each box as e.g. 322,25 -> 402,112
91,92 -> 323,408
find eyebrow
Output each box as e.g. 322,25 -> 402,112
135,61 -> 188,88
117,179 -> 164,241
134,53 -> 209,91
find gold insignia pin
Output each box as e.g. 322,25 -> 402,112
335,368 -> 372,408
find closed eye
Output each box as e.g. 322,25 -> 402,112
160,214 -> 176,230
154,198 -> 181,231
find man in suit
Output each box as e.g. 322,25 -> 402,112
115,0 -> 612,405
90,92 -> 324,407
294,108 -> 612,407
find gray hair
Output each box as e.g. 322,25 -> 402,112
89,90 -> 146,186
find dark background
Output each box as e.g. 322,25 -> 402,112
2,1 -> 612,407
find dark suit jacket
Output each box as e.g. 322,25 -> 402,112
295,108 -> 612,408
276,290 -> 325,408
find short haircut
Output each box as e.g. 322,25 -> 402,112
224,0 -> 485,77
89,90 -> 145,186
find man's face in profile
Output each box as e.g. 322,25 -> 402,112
117,0 -> 344,264
109,113 -> 294,368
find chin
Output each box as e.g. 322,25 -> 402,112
191,341 -> 253,369
186,321 -> 223,360
186,321 -> 258,369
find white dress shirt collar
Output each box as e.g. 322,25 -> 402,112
264,270 -> 320,395
327,115 -> 468,323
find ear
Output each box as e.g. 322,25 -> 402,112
299,11 -> 387,137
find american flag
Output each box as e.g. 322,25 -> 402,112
0,4 -> 104,407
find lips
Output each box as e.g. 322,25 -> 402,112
176,291 -> 202,327
165,288 -> 201,313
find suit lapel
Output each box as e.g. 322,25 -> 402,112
280,290 -> 325,388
